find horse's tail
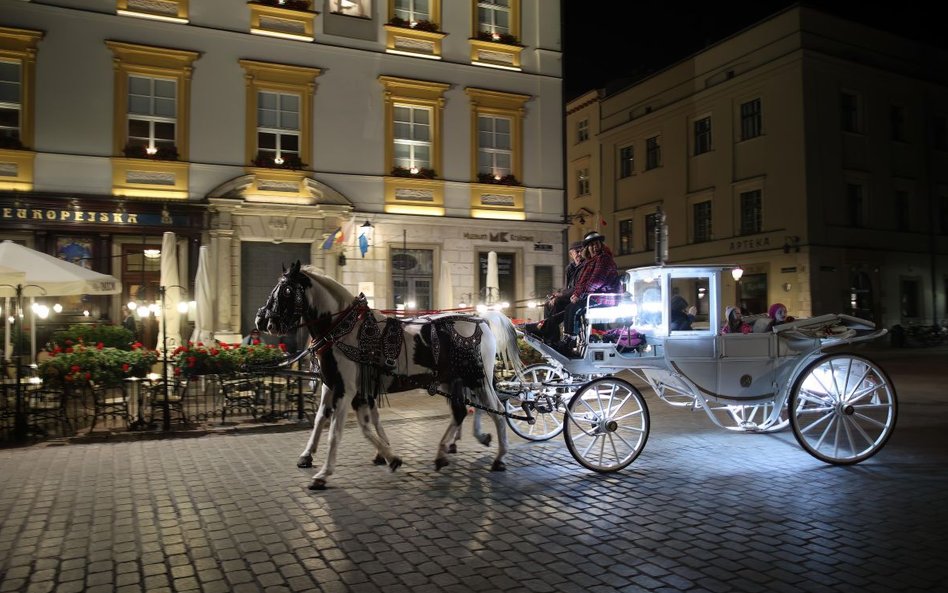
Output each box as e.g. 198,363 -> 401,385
480,310 -> 525,378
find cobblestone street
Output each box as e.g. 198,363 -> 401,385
1,347 -> 946,593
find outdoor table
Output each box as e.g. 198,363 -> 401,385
125,373 -> 161,431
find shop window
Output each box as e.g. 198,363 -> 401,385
391,248 -> 433,310
478,251 -> 515,305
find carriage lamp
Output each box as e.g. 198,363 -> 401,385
731,267 -> 744,282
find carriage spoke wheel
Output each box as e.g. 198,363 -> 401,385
564,377 -> 649,472
789,354 -> 897,465
504,364 -> 568,441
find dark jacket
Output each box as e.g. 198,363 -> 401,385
572,246 -> 621,298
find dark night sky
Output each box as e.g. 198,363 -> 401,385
562,0 -> 943,101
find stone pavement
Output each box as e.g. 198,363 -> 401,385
0,346 -> 946,593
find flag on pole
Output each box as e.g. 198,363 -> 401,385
358,234 -> 369,258
322,228 -> 341,250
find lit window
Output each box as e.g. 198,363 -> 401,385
477,0 -> 511,38
239,60 -> 320,169
577,168 -> 590,196
394,104 -> 432,171
0,60 -> 22,148
477,115 -> 512,179
394,0 -> 429,22
127,76 -> 177,158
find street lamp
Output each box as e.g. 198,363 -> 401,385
731,267 -> 744,282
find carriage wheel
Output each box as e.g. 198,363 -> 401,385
789,354 -> 897,465
504,364 -> 569,441
564,377 -> 649,472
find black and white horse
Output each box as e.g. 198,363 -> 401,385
255,261 -> 523,490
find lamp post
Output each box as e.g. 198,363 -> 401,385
158,284 -> 189,432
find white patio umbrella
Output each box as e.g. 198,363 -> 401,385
437,260 -> 454,310
190,245 -> 214,344
0,265 -> 27,361
157,232 -> 183,353
486,251 -> 499,305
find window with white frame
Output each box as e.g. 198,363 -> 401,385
577,118 -> 588,142
394,0 -> 428,22
257,90 -> 300,165
694,116 -> 712,155
693,201 -> 712,243
394,104 -> 432,171
0,60 -> 21,147
478,114 -> 512,179
739,190 -> 762,235
646,135 -> 661,169
618,218 -> 633,255
127,75 -> 177,156
841,92 -> 861,133
740,98 -> 761,140
577,167 -> 590,195
619,145 -> 634,178
477,0 -> 511,36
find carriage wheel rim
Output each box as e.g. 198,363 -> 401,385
564,377 -> 650,472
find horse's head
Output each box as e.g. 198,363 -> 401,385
255,260 -> 312,335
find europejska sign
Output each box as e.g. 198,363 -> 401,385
1,206 -> 179,226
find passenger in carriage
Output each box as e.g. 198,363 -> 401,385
754,302 -> 795,332
523,240 -> 585,344
721,305 -> 753,334
669,295 -> 697,331
558,231 -> 621,354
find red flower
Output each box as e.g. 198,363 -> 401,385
174,346 -> 187,354
187,356 -> 196,368
278,343 -> 287,352
84,372 -> 91,380
252,339 -> 260,345
71,365 -> 81,372
209,348 -> 219,356
53,345 -> 62,354
96,342 -> 104,350
132,342 -> 143,350
174,367 -> 181,375
65,375 -> 74,382
122,363 -> 130,372
197,342 -> 204,347
65,339 -> 73,346
65,347 -> 74,354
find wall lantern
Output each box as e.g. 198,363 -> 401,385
731,267 -> 744,282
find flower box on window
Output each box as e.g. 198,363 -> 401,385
252,151 -> 306,170
123,144 -> 180,161
388,17 -> 441,33
248,1 -> 317,42
255,0 -> 311,10
390,166 -> 436,179
477,172 -> 521,186
476,30 -> 520,45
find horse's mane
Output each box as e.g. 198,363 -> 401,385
300,264 -> 355,308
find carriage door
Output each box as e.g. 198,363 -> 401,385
391,248 -> 433,311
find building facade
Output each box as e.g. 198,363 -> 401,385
2,0 -> 564,348
567,6 -> 948,329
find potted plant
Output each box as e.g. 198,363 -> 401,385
37,342 -> 159,389
476,30 -> 520,45
388,16 -> 440,33
390,165 -> 436,179
122,143 -> 180,161
477,172 -> 521,186
252,151 -> 306,170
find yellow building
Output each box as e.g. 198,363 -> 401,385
566,5 -> 948,328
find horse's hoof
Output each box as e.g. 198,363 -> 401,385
308,478 -> 327,490
490,460 -> 506,472
297,455 -> 313,468
389,457 -> 403,472
447,443 -> 457,454
435,457 -> 450,471
478,434 -> 492,447
372,454 -> 386,466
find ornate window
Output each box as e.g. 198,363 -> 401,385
0,26 -> 42,191
117,0 -> 189,23
248,1 -> 317,43
469,0 -> 522,70
239,60 -> 320,199
380,76 -> 449,215
106,41 -> 199,198
385,0 -> 444,58
466,87 -> 529,219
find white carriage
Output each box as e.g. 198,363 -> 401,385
499,265 -> 898,472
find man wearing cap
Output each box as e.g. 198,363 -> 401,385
559,230 -> 621,353
525,240 -> 585,344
